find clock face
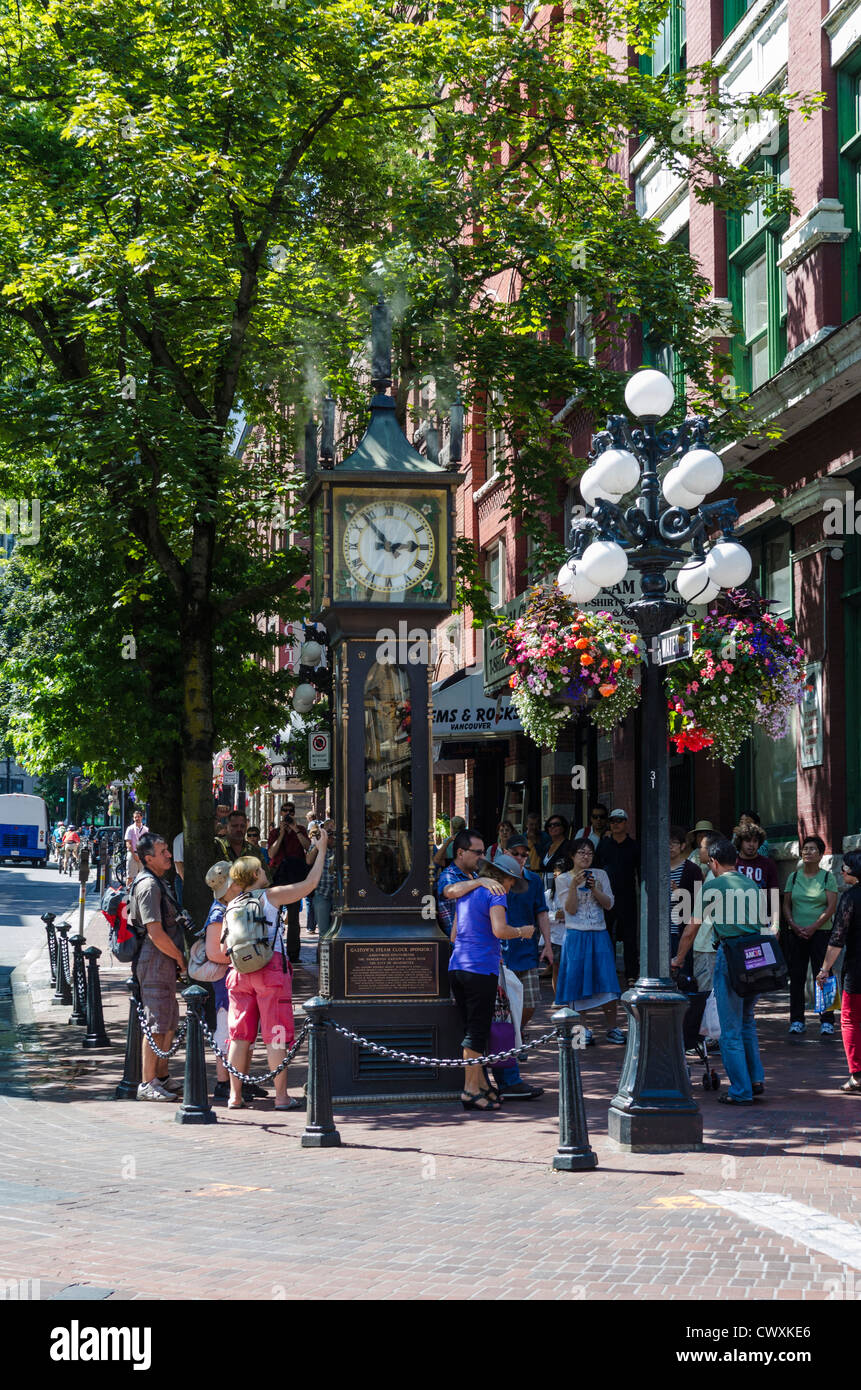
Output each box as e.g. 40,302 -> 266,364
342,500 -> 436,595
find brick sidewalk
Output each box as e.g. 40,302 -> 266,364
1,925 -> 860,1301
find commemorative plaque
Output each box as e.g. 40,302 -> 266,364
345,942 -> 438,998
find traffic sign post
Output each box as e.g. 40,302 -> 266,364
308,731 -> 331,771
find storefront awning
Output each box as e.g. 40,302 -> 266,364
431,667 -> 522,740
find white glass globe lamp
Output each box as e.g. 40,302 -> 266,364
662,469 -> 705,511
592,448 -> 641,496
676,448 -> 723,496
300,640 -> 323,667
292,683 -> 317,713
676,560 -> 720,605
579,464 -> 623,509
558,560 -> 600,604
705,541 -> 752,589
579,539 -> 629,588
624,369 -> 675,420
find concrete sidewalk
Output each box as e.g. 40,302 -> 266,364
1,923 -> 860,1302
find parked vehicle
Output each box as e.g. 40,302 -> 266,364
0,793 -> 50,866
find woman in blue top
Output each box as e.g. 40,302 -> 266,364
447,851 -> 533,1111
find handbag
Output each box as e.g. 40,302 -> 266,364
489,986 -> 517,1066
722,932 -> 788,998
188,937 -> 228,983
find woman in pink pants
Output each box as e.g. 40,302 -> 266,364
816,851 -> 861,1093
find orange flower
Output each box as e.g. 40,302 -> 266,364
575,638 -> 590,650
613,659 -> 622,670
580,654 -> 594,666
598,684 -> 616,697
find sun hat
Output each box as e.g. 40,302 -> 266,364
692,819 -> 715,833
205,860 -> 232,900
477,850 -> 529,893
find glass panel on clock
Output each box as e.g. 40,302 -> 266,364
333,489 -> 444,604
364,662 -> 412,894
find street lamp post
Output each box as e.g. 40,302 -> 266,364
561,370 -> 751,1151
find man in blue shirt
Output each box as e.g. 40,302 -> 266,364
436,829 -> 485,938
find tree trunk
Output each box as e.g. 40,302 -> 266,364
145,749 -> 183,888
179,614 -> 217,928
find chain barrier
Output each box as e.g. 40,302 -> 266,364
134,1001 -> 188,1058
326,1021 -> 559,1069
201,1021 -> 310,1085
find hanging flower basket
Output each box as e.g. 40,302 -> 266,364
664,603 -> 806,765
500,584 -> 645,750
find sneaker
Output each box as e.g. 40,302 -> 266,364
582,1027 -> 595,1046
606,1027 -> 627,1044
788,1021 -> 805,1035
213,1080 -> 229,1100
820,1022 -> 835,1036
159,1076 -> 183,1095
137,1081 -> 177,1102
499,1081 -> 544,1100
242,1083 -> 269,1101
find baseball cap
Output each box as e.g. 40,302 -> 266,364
205,860 -> 232,900
507,835 -> 529,850
609,809 -> 628,820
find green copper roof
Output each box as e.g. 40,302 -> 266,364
335,394 -> 445,474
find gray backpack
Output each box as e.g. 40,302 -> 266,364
220,890 -> 272,973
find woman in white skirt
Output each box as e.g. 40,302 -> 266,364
554,838 -> 625,1045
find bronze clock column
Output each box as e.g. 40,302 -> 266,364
305,302 -> 464,1101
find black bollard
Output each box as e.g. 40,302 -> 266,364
552,1008 -> 598,1172
81,946 -> 111,1048
301,996 -> 341,1148
68,932 -> 88,1025
115,977 -> 143,1100
41,912 -> 58,988
175,986 -> 217,1126
52,924 -> 73,1008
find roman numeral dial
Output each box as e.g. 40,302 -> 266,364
342,500 -> 435,594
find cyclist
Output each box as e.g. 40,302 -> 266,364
62,825 -> 81,874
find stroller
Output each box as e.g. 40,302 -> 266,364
676,971 -> 721,1093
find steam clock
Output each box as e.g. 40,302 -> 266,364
306,302 -> 464,1101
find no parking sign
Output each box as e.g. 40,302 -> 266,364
308,731 -> 331,771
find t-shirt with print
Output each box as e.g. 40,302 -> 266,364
787,868 -> 839,929
501,868 -> 546,971
448,885 -> 505,976
554,868 -> 614,933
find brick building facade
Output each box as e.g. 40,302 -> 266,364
432,0 -> 861,878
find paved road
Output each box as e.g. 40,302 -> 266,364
2,910 -> 860,1306
0,859 -> 88,968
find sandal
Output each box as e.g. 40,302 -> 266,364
841,1077 -> 861,1093
718,1094 -> 754,1106
460,1089 -> 500,1112
274,1096 -> 304,1111
227,1098 -> 246,1110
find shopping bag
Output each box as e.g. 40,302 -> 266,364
814,975 -> 839,1015
500,962 -> 524,1047
699,990 -> 721,1040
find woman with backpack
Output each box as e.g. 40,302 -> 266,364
782,835 -> 839,1037
212,832 -> 328,1111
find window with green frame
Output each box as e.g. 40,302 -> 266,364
837,51 -> 861,323
728,144 -> 789,393
735,528 -> 798,837
639,0 -> 686,79
723,0 -> 756,39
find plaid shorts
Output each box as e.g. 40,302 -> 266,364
514,967 -> 541,1011
135,938 -> 180,1034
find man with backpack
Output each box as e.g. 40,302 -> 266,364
128,833 -> 187,1101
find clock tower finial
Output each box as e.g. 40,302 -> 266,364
370,293 -> 392,395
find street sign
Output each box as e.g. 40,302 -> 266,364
269,761 -> 299,792
652,624 -> 693,666
308,730 -> 331,771
221,759 -> 238,786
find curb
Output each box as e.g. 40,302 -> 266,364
11,897 -> 98,1029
